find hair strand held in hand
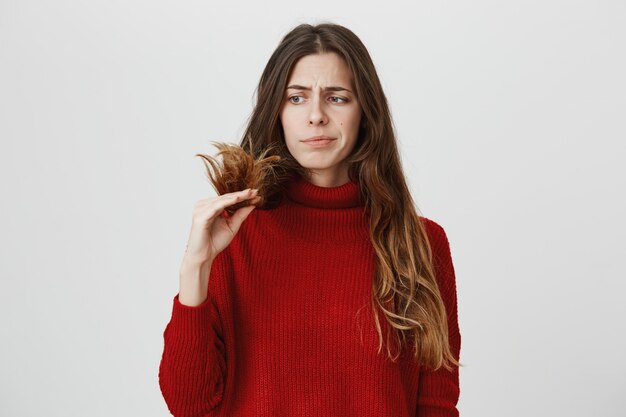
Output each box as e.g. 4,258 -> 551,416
196,141 -> 291,214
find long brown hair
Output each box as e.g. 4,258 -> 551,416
205,22 -> 460,371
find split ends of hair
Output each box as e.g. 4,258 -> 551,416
195,141 -> 288,214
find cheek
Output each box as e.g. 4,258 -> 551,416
339,113 -> 361,134
280,113 -> 299,145
279,111 -> 290,132
280,108 -> 298,131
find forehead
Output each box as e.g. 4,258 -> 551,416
286,52 -> 354,86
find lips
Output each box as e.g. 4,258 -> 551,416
302,135 -> 335,142
301,136 -> 335,148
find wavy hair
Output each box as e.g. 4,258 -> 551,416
199,22 -> 460,371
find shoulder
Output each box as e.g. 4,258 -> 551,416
418,215 -> 454,267
419,216 -> 450,245
418,217 -> 458,307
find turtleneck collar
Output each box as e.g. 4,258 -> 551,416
284,176 -> 364,209
252,175 -> 370,242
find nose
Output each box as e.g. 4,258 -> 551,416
308,95 -> 328,126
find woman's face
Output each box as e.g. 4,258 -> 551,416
279,52 -> 362,187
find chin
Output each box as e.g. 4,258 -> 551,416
294,158 -> 333,171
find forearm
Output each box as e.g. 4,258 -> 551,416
160,258 -> 227,416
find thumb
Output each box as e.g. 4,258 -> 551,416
226,204 -> 256,234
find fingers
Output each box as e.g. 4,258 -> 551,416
200,188 -> 259,220
226,203 -> 257,233
223,194 -> 261,224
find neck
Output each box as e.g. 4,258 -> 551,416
305,166 -> 350,187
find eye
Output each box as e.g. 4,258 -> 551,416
288,95 -> 304,104
329,96 -> 348,104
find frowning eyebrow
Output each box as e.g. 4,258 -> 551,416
286,84 -> 353,93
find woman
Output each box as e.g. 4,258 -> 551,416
159,22 -> 462,417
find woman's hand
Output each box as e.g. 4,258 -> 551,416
178,188 -> 260,306
185,188 -> 259,264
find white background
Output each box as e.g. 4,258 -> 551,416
1,1 -> 624,416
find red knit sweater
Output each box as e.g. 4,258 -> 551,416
159,177 -> 461,417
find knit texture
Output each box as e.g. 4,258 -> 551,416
159,177 -> 461,417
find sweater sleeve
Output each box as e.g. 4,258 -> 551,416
416,219 -> 461,417
158,261 -> 227,417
